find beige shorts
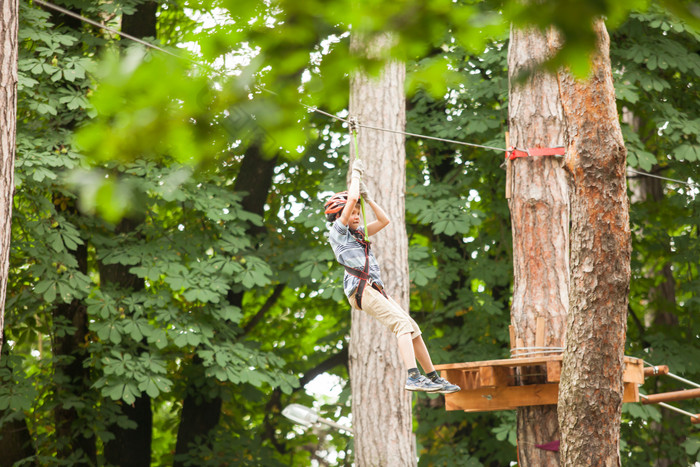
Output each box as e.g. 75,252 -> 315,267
348,285 -> 422,338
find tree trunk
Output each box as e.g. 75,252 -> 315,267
121,0 -> 158,39
52,233 -> 96,465
557,20 -> 630,467
174,145 -> 276,464
97,8 -> 161,464
0,345 -> 35,466
100,217 -> 152,466
0,415 -> 34,467
508,26 -> 569,466
0,0 -> 18,359
348,33 -> 415,467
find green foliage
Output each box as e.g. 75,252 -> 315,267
4,0 -> 700,465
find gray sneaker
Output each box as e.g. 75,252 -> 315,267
431,376 -> 461,394
405,375 -> 442,392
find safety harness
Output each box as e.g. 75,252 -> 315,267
344,229 -> 387,310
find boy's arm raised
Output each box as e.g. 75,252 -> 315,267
361,181 -> 390,236
338,161 -> 363,226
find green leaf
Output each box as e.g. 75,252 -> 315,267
147,329 -> 169,350
675,144 -> 699,162
172,332 -> 189,348
683,438 -> 700,458
106,384 -> 125,402
43,283 -> 57,302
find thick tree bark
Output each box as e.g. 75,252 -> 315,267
348,33 -> 415,467
508,26 -> 569,466
0,0 -> 18,359
557,20 -> 631,467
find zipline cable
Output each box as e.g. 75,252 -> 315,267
627,168 -> 699,188
348,118 -> 370,241
33,0 -> 193,64
639,394 -> 698,420
28,0 -> 700,190
300,102 -> 507,153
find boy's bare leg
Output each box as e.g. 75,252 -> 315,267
412,335 -> 436,374
397,333 -> 417,369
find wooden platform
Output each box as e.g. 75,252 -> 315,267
435,355 -> 644,412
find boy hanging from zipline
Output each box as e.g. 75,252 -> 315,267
324,158 -> 460,394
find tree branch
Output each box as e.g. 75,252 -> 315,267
240,283 -> 285,336
261,346 -> 350,454
297,346 -> 349,391
628,304 -> 650,350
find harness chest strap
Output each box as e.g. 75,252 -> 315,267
344,243 -> 386,309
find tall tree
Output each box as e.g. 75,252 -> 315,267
0,0 -> 18,358
557,19 -> 631,466
174,143 -> 278,464
507,25 -> 569,466
100,4 -> 159,464
348,32 -> 414,466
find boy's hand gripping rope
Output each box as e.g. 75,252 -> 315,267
349,117 -> 369,242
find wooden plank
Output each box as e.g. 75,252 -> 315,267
441,369 -> 480,391
623,382 -> 639,403
535,317 -> 545,349
515,338 -> 524,357
623,358 -> 645,384
442,369 -> 467,391
443,381 -> 641,412
464,371 -> 480,391
444,383 -> 559,412
505,132 -> 512,199
436,355 -> 643,371
546,360 -> 562,383
509,325 -> 515,350
479,366 -> 511,387
435,355 -> 562,371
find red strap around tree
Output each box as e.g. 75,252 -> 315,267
505,146 -> 566,161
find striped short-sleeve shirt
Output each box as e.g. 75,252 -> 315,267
328,219 -> 384,298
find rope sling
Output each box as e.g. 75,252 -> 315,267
344,118 -> 387,309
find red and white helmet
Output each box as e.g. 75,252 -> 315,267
324,191 -> 348,221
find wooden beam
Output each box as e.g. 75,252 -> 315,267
535,316 -> 545,349
623,382 -> 639,403
435,355 -> 643,371
505,132 -> 512,199
443,369 -> 468,391
509,325 -> 515,350
444,383 -> 559,412
641,388 -> 700,405
643,365 -> 669,377
479,366 -> 511,387
623,358 -> 645,384
546,360 -> 562,383
444,381 -> 641,412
